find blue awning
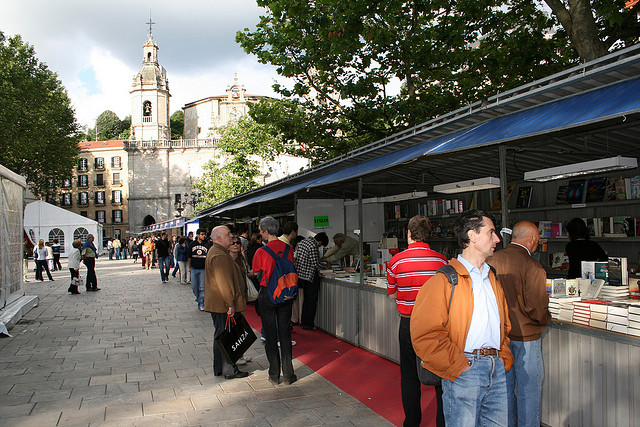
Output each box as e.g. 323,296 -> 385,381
142,217 -> 188,233
202,76 -> 640,217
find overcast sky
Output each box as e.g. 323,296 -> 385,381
1,0 -> 284,128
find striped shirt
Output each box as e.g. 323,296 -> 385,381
387,242 -> 448,316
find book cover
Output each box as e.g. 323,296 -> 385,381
566,179 -> 587,204
585,177 -> 607,202
629,175 -> 640,199
515,186 -> 532,208
605,178 -> 618,201
491,182 -> 515,211
552,279 -> 567,296
581,261 -> 608,281
550,222 -> 563,238
551,252 -> 565,268
614,177 -> 627,200
556,185 -> 568,204
582,279 -> 605,299
538,221 -> 552,238
607,257 -> 628,286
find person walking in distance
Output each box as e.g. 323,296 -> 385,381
155,232 -> 171,283
82,234 -> 100,291
488,221 -> 551,427
67,239 -> 82,294
34,239 -> 54,281
188,229 -> 211,311
387,215 -> 448,427
52,239 -> 62,271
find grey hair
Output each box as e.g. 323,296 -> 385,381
259,216 -> 280,236
332,233 -> 346,243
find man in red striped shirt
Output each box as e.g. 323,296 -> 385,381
387,215 -> 448,427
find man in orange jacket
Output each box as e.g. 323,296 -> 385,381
411,210 -> 513,427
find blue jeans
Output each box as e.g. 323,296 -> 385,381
506,339 -> 544,427
158,256 -> 171,281
191,268 -> 205,309
115,247 -> 121,260
442,353 -> 507,427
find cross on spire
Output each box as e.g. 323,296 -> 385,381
146,10 -> 155,37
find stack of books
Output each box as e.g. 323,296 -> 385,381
600,285 -> 629,299
589,303 -> 609,329
606,304 -> 629,334
572,301 -> 595,326
628,305 -> 640,337
549,296 -> 581,320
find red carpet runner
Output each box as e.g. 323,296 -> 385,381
244,304 -> 439,426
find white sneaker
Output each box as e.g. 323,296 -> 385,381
260,336 -> 266,342
277,341 -> 296,347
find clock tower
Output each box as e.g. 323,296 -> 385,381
130,20 -> 171,141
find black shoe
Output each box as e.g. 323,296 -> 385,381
214,371 -> 222,377
94,288 -> 101,291
283,374 -> 297,385
224,370 -> 249,380
301,325 -> 316,331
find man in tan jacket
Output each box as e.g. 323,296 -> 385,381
205,225 -> 248,380
411,210 -> 513,426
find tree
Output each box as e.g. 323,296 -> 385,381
238,0 -> 574,162
543,0 -> 639,62
96,110 -> 123,140
193,115 -> 286,205
0,32 -> 80,197
170,110 -> 184,140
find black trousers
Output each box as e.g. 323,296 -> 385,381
211,312 -> 237,376
53,254 -> 62,271
300,275 -> 319,328
399,316 -> 444,427
259,287 -> 294,381
83,258 -> 98,290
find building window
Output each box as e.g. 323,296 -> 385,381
95,210 -> 105,223
112,210 -> 123,223
46,193 -> 57,205
62,178 -> 72,189
112,190 -> 122,204
112,172 -> 120,186
78,158 -> 88,171
80,211 -> 88,217
78,175 -> 88,188
73,227 -> 89,242
95,191 -> 105,205
114,229 -> 121,240
143,101 -> 152,116
48,228 -> 65,253
60,193 -> 72,207
95,157 -> 105,170
111,156 -> 121,169
175,193 -> 182,205
95,173 -> 104,187
78,192 -> 89,206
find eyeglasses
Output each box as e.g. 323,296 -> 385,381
232,241 -> 241,245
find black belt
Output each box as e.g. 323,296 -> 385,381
466,348 -> 498,356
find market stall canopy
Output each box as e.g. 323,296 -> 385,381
193,44 -> 640,220
141,216 -> 190,233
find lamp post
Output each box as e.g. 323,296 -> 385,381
174,191 -> 201,217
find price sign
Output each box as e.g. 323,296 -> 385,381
314,215 -> 330,228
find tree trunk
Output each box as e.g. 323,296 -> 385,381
544,0 -> 608,62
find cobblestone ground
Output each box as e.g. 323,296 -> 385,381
0,258 -> 391,426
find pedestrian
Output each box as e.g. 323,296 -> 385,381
107,238 -> 114,260
411,210 -> 513,426
34,239 -> 54,281
52,239 -> 62,271
67,239 -> 82,294
132,238 -> 140,263
45,241 -> 54,272
155,232 -> 171,283
82,234 -> 100,291
175,237 -> 189,284
387,215 -> 448,427
294,232 -> 329,331
188,229 -> 211,311
205,226 -> 250,380
171,235 -> 180,278
23,239 -> 32,283
252,216 -> 297,385
488,221 -> 551,427
113,237 -> 121,260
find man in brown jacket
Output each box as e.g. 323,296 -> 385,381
411,210 -> 513,426
488,221 -> 550,427
205,225 -> 248,380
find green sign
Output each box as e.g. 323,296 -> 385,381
314,215 -> 330,228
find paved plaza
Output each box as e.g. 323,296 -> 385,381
0,258 -> 392,426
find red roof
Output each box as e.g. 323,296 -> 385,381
78,140 -> 125,150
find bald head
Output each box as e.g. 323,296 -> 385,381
511,221 -> 539,253
211,225 -> 233,249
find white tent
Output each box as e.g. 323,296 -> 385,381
24,201 -> 103,258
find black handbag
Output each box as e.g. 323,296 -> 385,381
215,313 -> 257,364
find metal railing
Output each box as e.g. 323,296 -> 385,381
123,138 -> 219,150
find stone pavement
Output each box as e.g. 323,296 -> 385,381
0,258 -> 392,426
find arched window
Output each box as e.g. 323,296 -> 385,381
143,215 -> 155,226
74,227 -> 89,243
143,101 -> 152,116
48,228 -> 65,253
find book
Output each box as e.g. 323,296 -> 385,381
556,185 -> 568,204
515,186 -> 532,208
607,257 -> 628,286
629,176 -> 640,199
552,279 -> 567,296
605,178 -> 619,201
585,177 -> 607,202
551,252 -> 565,269
491,182 -> 515,211
614,177 -> 627,200
550,222 -> 563,238
538,221 -> 552,238
566,279 -> 580,296
581,261 -> 608,281
566,179 -> 587,204
582,279 -> 605,299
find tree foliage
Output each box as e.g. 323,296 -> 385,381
238,0 -> 636,163
0,31 -> 80,196
170,110 -> 184,140
96,110 -> 123,140
193,115 -> 286,206
543,0 -> 640,62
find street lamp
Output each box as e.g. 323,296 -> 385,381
174,191 -> 201,217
